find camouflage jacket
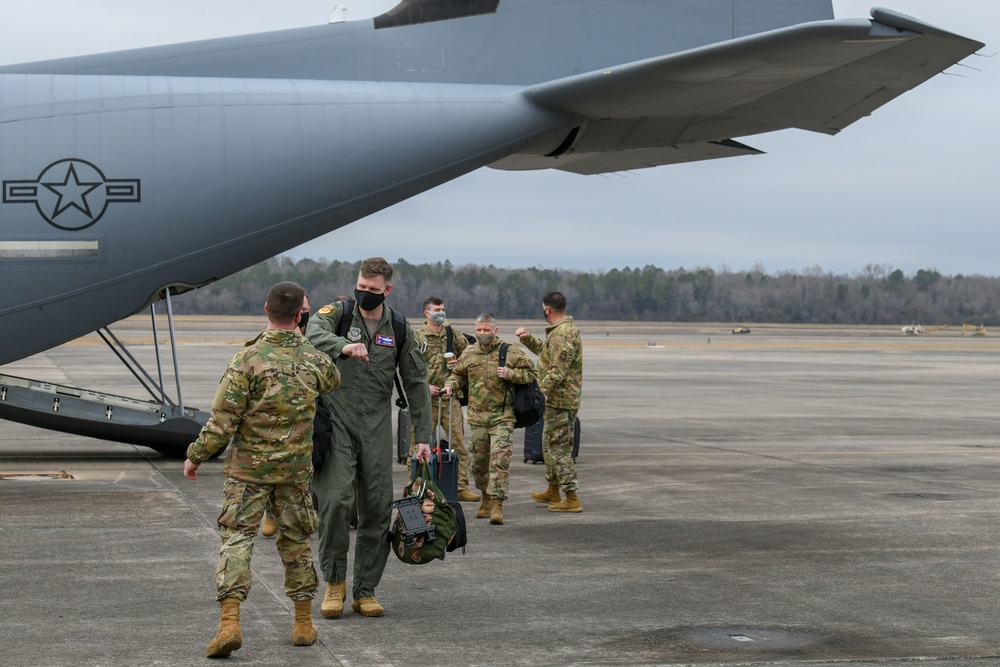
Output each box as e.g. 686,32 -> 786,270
414,321 -> 469,390
444,337 -> 536,427
306,301 -> 433,444
520,316 -> 583,411
187,329 -> 340,485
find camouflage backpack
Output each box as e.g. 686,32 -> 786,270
390,460 -> 459,565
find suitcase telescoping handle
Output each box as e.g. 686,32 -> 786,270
447,396 -> 453,446
436,395 -> 443,443
431,396 -> 454,479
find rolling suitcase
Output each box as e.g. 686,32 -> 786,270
523,416 -> 581,464
410,398 -> 459,502
411,449 -> 459,503
523,419 -> 544,464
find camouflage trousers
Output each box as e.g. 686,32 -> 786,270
469,420 -> 514,501
409,395 -> 471,490
543,407 -> 579,492
215,478 -> 319,602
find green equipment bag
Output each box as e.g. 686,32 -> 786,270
390,460 -> 458,565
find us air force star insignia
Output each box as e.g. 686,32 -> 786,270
3,158 -> 141,231
348,327 -> 362,342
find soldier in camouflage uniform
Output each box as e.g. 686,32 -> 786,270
184,281 -> 340,658
306,257 -> 432,619
516,291 -> 584,512
410,296 -> 480,502
261,293 -> 312,539
443,313 -> 536,525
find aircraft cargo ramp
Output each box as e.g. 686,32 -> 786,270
0,373 -> 207,457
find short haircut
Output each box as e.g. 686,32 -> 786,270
360,257 -> 393,282
423,296 -> 444,311
267,281 -> 306,324
543,291 -> 567,312
475,313 -> 496,325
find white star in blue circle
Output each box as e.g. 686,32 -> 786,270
42,162 -> 101,219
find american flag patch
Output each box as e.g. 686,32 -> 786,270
375,334 -> 395,347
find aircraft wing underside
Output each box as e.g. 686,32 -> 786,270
496,9 -> 983,175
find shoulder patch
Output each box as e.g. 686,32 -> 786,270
318,304 -> 335,316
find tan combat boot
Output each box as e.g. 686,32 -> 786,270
206,598 -> 242,658
292,599 -> 318,646
260,513 -> 277,538
320,581 -> 346,618
489,500 -> 504,525
457,488 -> 481,502
549,490 -> 582,513
475,494 -> 493,519
531,484 -> 561,505
352,595 -> 385,617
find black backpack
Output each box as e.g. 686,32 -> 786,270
498,343 -> 545,429
311,397 -> 334,472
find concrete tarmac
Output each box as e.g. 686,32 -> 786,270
2,322 -> 1000,666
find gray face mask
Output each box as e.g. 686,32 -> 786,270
428,311 -> 447,325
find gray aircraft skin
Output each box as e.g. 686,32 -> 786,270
0,0 -> 983,453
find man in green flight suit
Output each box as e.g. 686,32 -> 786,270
184,281 -> 340,658
443,313 -> 536,525
307,257 -> 433,618
515,291 -> 584,512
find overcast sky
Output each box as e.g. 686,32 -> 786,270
0,1 -> 995,277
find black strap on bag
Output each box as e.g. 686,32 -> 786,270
498,343 -> 545,429
446,499 -> 467,554
335,299 -> 409,408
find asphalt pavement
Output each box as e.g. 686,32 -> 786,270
2,324 -> 999,666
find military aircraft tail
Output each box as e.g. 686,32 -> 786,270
494,8 -> 984,174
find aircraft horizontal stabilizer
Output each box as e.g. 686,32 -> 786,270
498,9 -> 983,174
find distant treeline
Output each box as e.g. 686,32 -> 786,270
170,257 -> 1000,326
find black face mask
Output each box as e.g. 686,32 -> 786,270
354,288 -> 386,312
297,310 -> 310,330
